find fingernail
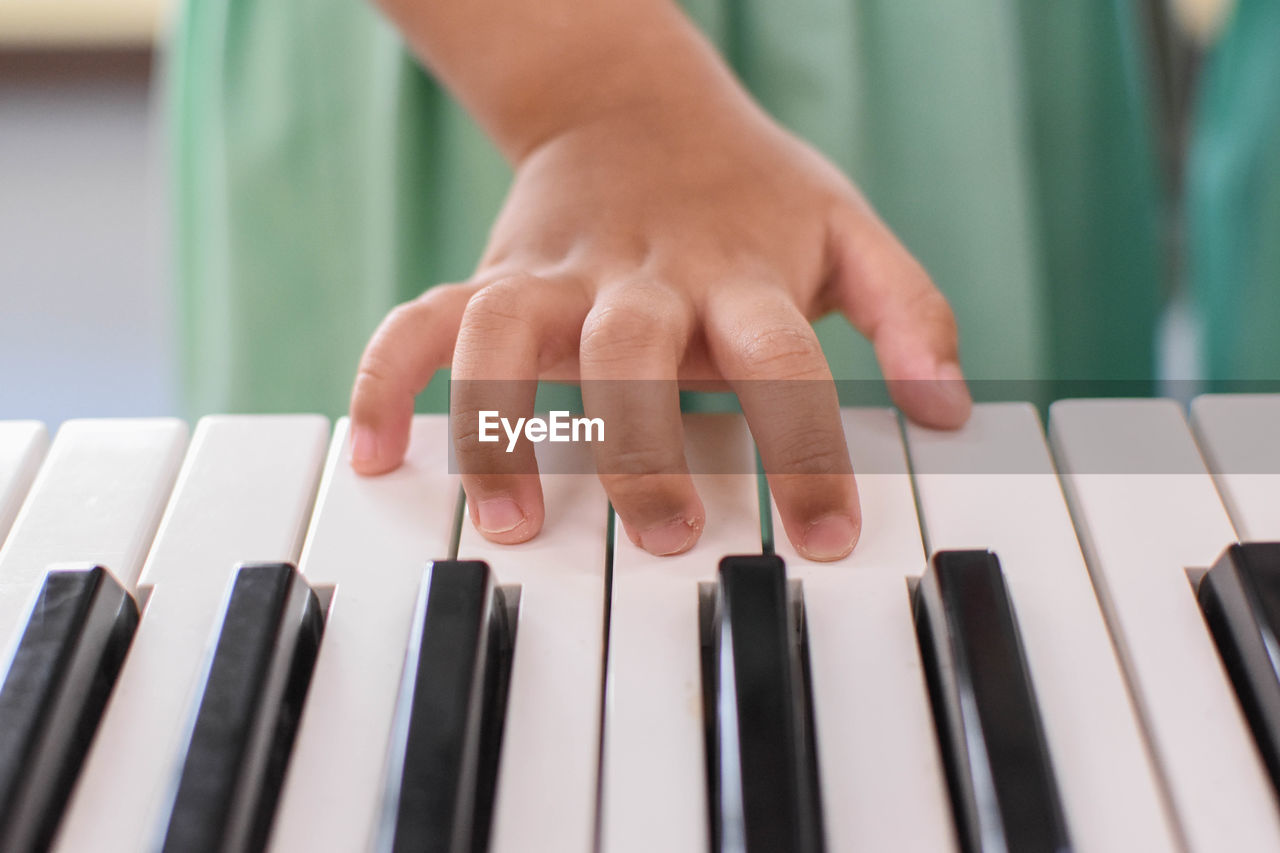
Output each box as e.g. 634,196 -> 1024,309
935,362 -> 971,406
640,517 -> 699,556
802,514 -> 859,561
350,427 -> 379,466
476,498 -> 526,534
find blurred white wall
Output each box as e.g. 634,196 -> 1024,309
0,49 -> 175,426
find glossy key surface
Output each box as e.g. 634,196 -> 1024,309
379,560 -> 512,853
914,550 -> 1069,853
1198,543 -> 1280,795
0,566 -> 137,853
161,563 -> 323,853
704,554 -> 821,853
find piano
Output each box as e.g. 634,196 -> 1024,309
0,395 -> 1278,852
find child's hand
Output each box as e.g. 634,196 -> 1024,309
349,0 -> 969,560
350,95 -> 969,561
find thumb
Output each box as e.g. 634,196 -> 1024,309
826,205 -> 972,429
349,284 -> 474,474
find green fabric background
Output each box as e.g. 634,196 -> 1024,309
1189,0 -> 1280,385
172,0 -> 1177,417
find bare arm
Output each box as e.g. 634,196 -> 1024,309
374,0 -> 750,161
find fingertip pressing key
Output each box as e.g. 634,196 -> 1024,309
799,513 -> 861,562
474,497 -> 527,535
933,361 -> 973,427
638,515 -> 703,556
348,421 -> 411,476
348,426 -> 380,470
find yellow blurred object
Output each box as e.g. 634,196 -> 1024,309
1171,0 -> 1236,45
0,0 -> 171,48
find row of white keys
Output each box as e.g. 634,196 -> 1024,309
54,415 -> 329,852
0,422 -> 47,548
269,417 -> 460,853
0,419 -> 187,663
905,403 -> 1179,851
772,409 -> 956,852
1191,394 -> 1280,540
455,440 -> 609,853
599,413 -> 762,853
1050,399 -> 1280,850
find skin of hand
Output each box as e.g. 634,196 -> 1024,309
349,0 -> 972,561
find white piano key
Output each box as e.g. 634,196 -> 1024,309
0,419 -> 182,850
455,441 -> 608,853
771,408 -> 956,853
0,419 -> 187,664
0,422 -> 47,549
1050,398 -> 1280,851
1191,394 -> 1280,540
599,414 -> 761,853
907,403 -> 1179,852
269,416 -> 459,853
54,415 -> 329,853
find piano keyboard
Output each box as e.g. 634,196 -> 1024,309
0,397 -> 1279,852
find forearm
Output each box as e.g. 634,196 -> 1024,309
373,0 -> 754,162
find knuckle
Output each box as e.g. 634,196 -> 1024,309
374,286 -> 462,345
769,429 -> 849,475
451,422 -> 490,458
462,276 -> 543,332
909,286 -> 953,321
731,321 -> 827,377
382,300 -> 419,329
350,360 -> 412,426
906,288 -> 959,343
597,440 -> 686,477
385,281 -> 466,326
371,301 -> 429,349
600,470 -> 690,515
451,423 -> 515,472
409,281 -> 468,312
353,351 -> 404,394
580,286 -> 688,361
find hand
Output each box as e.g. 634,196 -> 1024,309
349,90 -> 970,561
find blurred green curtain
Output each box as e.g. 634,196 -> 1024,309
1189,0 -> 1280,384
171,0 -> 1162,416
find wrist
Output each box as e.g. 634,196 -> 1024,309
376,0 -> 762,164
441,3 -> 750,164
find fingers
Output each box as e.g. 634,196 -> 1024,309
706,288 -> 861,561
828,206 -> 972,429
452,274 -> 592,544
350,283 -> 475,475
579,281 -> 704,555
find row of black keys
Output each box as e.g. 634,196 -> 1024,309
2,542 -> 1279,853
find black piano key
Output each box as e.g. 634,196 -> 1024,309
1197,542 -> 1280,793
0,566 -> 138,853
379,560 -> 516,853
701,555 -> 823,853
160,562 -> 324,853
913,550 -> 1071,853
